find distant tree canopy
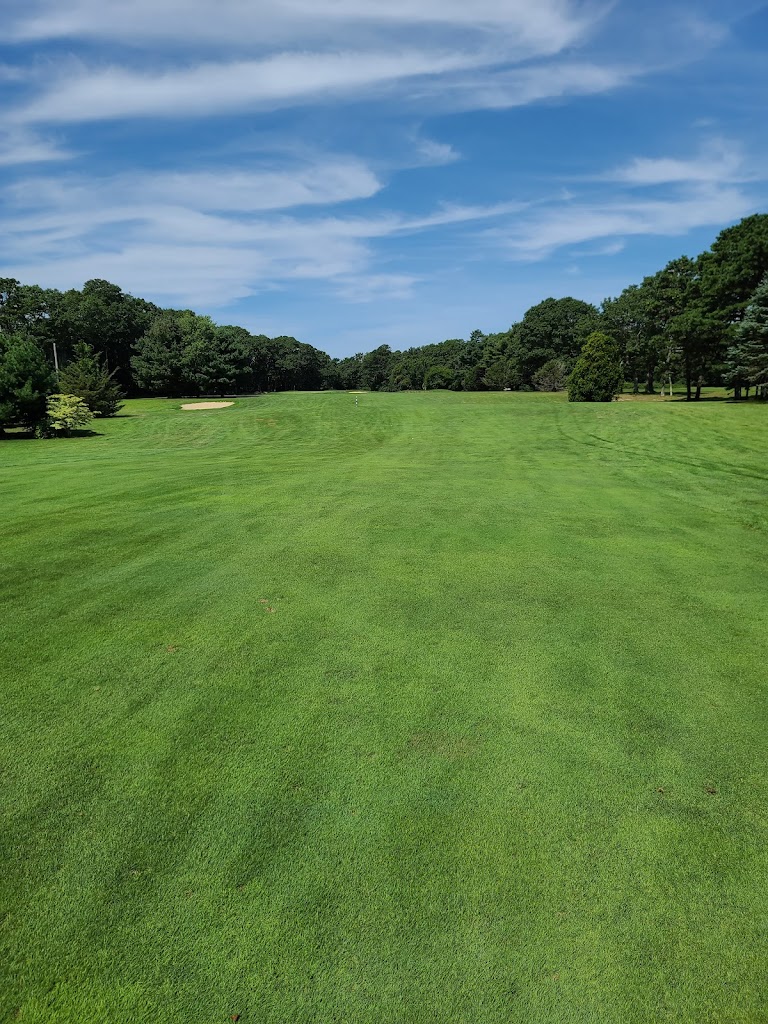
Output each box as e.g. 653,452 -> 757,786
508,297 -> 601,388
2,214 -> 768,436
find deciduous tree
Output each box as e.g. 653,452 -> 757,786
46,394 -> 94,436
508,297 -> 601,388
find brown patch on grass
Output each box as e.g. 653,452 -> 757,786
617,393 -> 670,402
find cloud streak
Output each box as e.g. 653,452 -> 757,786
605,139 -> 750,186
0,127 -> 74,166
1,0 -> 764,351
13,50 -> 494,124
495,186 -> 758,259
0,157 -> 530,306
7,0 -> 599,52
5,1 -> 627,127
2,141 -> 761,311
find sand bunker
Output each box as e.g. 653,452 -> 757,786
181,401 -> 234,410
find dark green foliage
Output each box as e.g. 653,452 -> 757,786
568,331 -> 623,402
700,213 -> 768,327
131,314 -> 333,397
335,353 -> 364,390
725,276 -> 768,397
637,257 -> 721,400
0,334 -> 55,430
1,278 -> 155,393
532,358 -> 571,392
382,362 -> 413,391
269,337 -> 333,391
174,315 -> 224,396
0,279 -> 56,342
58,343 -> 125,416
131,311 -> 189,396
508,297 -> 601,388
602,284 -> 659,393
52,279 -> 157,390
462,363 -> 488,391
482,357 -> 519,391
423,365 -> 456,389
359,345 -> 393,391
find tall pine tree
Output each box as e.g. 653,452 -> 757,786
58,343 -> 124,416
725,276 -> 768,399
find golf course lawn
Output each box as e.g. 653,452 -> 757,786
1,390 -> 766,1023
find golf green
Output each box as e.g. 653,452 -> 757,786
2,391 -> 766,1023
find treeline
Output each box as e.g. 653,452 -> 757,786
0,281 -> 337,431
336,214 -> 768,400
1,214 -> 768,433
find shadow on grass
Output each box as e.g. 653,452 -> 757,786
1,429 -> 105,441
670,396 -> 766,403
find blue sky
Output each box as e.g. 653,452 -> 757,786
1,0 -> 767,357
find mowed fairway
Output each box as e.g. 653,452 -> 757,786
2,391 -> 767,1024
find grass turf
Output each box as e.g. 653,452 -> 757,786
1,391 -> 767,1023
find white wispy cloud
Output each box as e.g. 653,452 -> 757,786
10,53 -> 637,128
10,159 -> 384,212
495,185 -> 757,259
1,0 -> 764,341
605,139 -> 749,186
334,273 -> 421,302
416,61 -> 634,111
0,63 -> 28,81
4,0 -> 628,127
12,50 -> 494,125
0,159 -> 528,305
412,136 -> 462,167
0,127 -> 74,166
7,0 -> 598,53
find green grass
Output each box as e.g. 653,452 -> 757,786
2,391 -> 767,1024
